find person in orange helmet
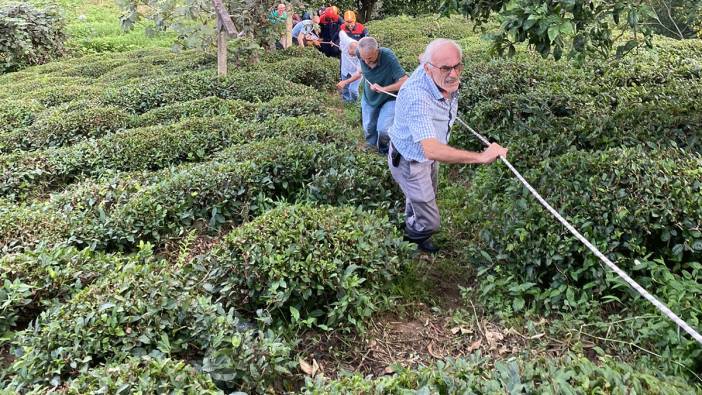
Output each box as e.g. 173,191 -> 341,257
341,10 -> 368,40
319,6 -> 343,57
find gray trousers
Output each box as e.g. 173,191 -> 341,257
388,144 -> 440,241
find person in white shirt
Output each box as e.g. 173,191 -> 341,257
292,15 -> 320,47
335,30 -> 361,102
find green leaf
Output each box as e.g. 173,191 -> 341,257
547,25 -> 560,42
290,306 -> 300,321
559,21 -> 574,35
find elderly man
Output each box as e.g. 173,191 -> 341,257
268,3 -> 287,25
352,37 -> 407,154
335,30 -> 361,102
387,39 -> 508,253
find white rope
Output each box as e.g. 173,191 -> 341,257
365,79 -> 702,346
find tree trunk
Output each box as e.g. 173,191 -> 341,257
357,0 -> 377,23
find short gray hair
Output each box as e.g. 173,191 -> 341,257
420,38 -> 462,65
358,37 -> 378,52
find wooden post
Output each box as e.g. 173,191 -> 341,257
217,19 -> 227,76
283,13 -> 293,49
213,0 -> 238,76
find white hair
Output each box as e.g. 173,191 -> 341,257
358,37 -> 378,52
420,38 -> 462,65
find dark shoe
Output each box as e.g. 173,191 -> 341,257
417,239 -> 440,254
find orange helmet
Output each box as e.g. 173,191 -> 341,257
325,6 -> 338,17
343,10 -> 356,23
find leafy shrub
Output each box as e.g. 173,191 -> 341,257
97,62 -> 167,83
135,97 -> 256,127
255,95 -> 330,122
465,147 -> 702,311
65,357 -> 222,395
0,99 -> 43,133
0,132 -> 396,252
0,202 -> 67,253
450,53 -> 702,170
198,205 -> 411,331
0,3 -> 66,72
101,70 -> 219,114
305,148 -> 401,211
31,84 -> 104,107
367,15 -> 473,48
258,46 -> 328,63
100,138 -> 322,250
0,245 -> 133,335
0,101 -> 132,154
252,57 -> 339,91
256,115 -> 355,146
218,71 -> 317,103
5,258 -> 293,392
0,277 -> 31,336
0,76 -> 97,104
303,353 -> 699,394
0,111 -> 362,204
0,170 -> 160,253
57,57 -> 130,78
0,116 -> 254,200
95,50 -> 213,83
102,69 -> 319,114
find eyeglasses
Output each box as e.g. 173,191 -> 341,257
428,62 -> 464,75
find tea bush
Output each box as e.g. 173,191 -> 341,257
255,115 -> 355,146
0,135 -> 397,252
100,139 -> 321,249
0,245 -> 135,334
255,94 -> 331,122
302,353 -> 699,393
0,116 -> 254,200
0,99 -> 43,133
32,84 -> 104,108
135,97 -> 256,127
0,116 -> 397,252
56,56 -> 130,79
101,70 -> 319,114
5,258 -> 293,392
95,50 -> 214,83
218,71 -> 317,103
0,76 -> 93,101
0,202 -> 67,253
0,102 -> 131,154
198,205 -> 411,331
101,70 -> 220,114
465,146 -> 702,310
258,46 -> 328,63
134,95 -> 331,128
65,357 -> 222,395
0,169 -> 167,253
251,56 -> 339,91
305,146 -> 401,211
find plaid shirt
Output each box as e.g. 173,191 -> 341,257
388,66 -> 458,162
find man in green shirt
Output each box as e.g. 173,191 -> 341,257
350,36 -> 408,154
268,3 -> 287,25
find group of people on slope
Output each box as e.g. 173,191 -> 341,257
275,4 -> 509,254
